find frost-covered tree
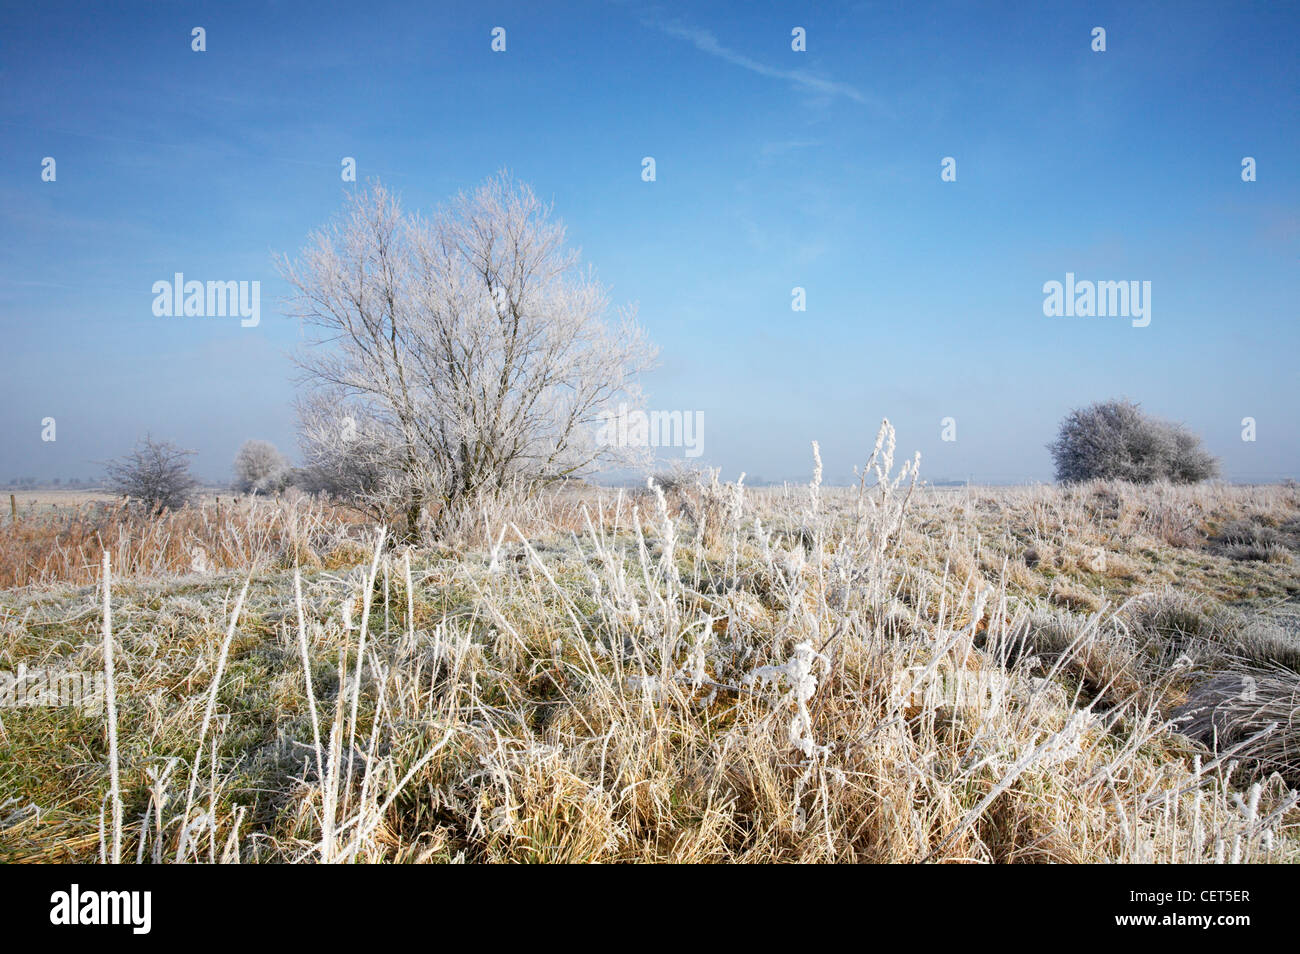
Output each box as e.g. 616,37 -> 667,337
105,436 -> 198,514
232,439 -> 291,495
1048,399 -> 1219,484
280,174 -> 656,538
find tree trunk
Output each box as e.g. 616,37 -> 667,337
404,485 -> 423,544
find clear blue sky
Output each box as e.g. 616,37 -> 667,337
1,0 -> 1296,484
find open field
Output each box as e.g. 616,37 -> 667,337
3,488 -> 234,516
3,459 -> 1299,863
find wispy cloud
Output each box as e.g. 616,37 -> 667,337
651,19 -> 869,105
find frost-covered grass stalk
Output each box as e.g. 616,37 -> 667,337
100,551 -> 122,865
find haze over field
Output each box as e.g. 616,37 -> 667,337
2,1 -> 1297,485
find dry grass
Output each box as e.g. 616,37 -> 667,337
2,430 -> 1299,863
0,493 -> 378,589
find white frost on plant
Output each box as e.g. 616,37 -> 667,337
744,640 -> 831,757
189,546 -> 211,574
677,618 -> 712,690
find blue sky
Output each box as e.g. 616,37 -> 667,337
1,0 -> 1296,484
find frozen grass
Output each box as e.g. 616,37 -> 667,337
2,425 -> 1299,863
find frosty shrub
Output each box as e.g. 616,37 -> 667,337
105,436 -> 198,514
648,463 -> 745,550
232,439 -> 291,495
1048,399 -> 1219,484
293,396 -> 409,525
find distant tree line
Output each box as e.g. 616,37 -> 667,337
3,476 -> 99,489
97,397 -> 1223,520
